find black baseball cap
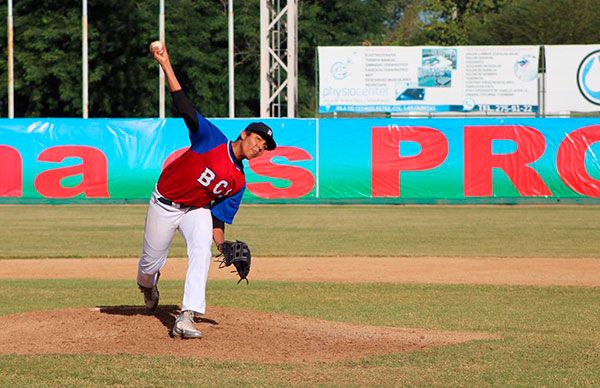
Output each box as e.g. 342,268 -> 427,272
245,122 -> 276,150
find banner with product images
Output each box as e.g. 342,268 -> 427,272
318,46 -> 540,114
545,45 -> 600,113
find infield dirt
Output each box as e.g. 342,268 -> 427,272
2,256 -> 600,286
0,306 -> 497,363
2,256 -> 597,362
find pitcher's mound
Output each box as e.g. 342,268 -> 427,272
0,306 -> 497,363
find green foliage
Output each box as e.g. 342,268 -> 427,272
8,0 -> 84,116
297,0 -> 401,115
388,0 -> 510,45
87,1 -> 156,117
1,0 -> 599,117
0,0 -> 400,118
0,0 -> 157,117
464,0 -> 600,45
387,0 -> 600,46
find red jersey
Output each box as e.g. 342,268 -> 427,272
157,112 -> 245,224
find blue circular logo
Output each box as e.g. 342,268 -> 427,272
331,62 -> 348,80
577,50 -> 600,105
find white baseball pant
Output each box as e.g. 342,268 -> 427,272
137,188 -> 213,314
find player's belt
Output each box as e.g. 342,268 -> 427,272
157,196 -> 189,209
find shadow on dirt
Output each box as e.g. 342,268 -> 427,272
97,305 -> 219,336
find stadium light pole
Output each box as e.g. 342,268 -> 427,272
159,0 -> 165,118
287,0 -> 297,118
259,0 -> 297,118
82,0 -> 89,118
7,0 -> 14,118
259,0 -> 268,117
228,0 -> 235,118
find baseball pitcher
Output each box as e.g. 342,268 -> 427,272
137,42 -> 275,339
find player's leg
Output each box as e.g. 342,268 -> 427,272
137,191 -> 183,309
171,206 -> 212,339
178,206 -> 213,312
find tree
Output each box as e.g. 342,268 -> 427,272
387,0 -> 600,47
0,0 -> 157,117
0,0 -> 408,118
297,0 -> 406,116
88,1 -> 156,117
2,0 -> 84,116
387,0 -> 509,45
464,0 -> 600,45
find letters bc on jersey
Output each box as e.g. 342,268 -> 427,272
157,113 -> 245,222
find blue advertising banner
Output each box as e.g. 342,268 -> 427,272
0,118 -> 317,203
1,117 -> 599,204
318,118 -> 600,201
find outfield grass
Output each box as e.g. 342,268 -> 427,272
0,205 -> 598,386
0,279 -> 598,386
0,204 -> 599,258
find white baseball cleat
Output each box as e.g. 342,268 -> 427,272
171,310 -> 203,339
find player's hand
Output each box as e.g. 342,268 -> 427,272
152,43 -> 170,67
150,42 -> 181,92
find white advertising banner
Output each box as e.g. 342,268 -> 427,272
545,45 -> 600,113
318,46 -> 540,114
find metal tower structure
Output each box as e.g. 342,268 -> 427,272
260,0 -> 297,118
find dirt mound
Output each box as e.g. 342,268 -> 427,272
0,306 -> 496,363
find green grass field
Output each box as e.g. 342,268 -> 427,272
0,205 -> 599,386
1,204 -> 599,258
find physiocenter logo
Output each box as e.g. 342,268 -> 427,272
330,61 -> 349,80
576,49 -> 600,105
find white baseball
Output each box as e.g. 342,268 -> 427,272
149,41 -> 163,54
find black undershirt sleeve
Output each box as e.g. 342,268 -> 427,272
212,214 -> 225,230
171,90 -> 199,132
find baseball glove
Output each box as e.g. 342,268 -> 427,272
217,240 -> 251,284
